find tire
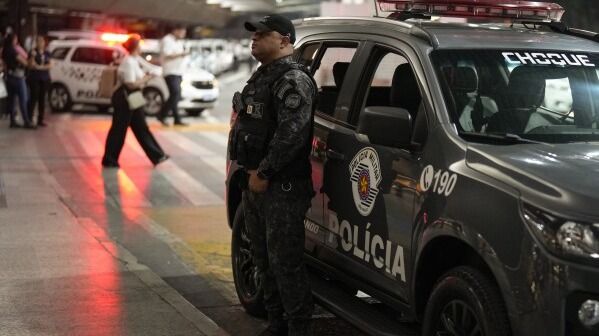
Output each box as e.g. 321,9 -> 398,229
231,204 -> 266,318
49,84 -> 72,112
423,266 -> 511,336
186,108 -> 205,117
142,87 -> 164,117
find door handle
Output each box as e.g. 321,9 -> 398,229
326,149 -> 345,161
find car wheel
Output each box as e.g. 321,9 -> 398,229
231,204 -> 266,318
49,84 -> 72,112
186,108 -> 205,117
142,87 -> 163,117
423,266 -> 511,336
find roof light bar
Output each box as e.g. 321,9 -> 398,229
100,32 -> 131,44
377,0 -> 565,22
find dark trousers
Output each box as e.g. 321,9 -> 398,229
5,75 -> 32,126
159,75 -> 182,122
102,87 -> 166,165
27,78 -> 49,124
242,178 -> 314,335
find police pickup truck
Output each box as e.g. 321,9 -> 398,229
226,1 -> 599,335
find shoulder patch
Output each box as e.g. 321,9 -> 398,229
276,82 -> 294,99
284,93 -> 302,109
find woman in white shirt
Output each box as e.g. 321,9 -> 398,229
102,35 -> 169,168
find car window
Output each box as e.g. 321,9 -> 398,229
71,47 -> 115,65
50,47 -> 70,60
371,53 -> 408,86
354,49 -> 427,146
312,45 -> 358,119
296,43 -> 320,69
362,51 -> 421,118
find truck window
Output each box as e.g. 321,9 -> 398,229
312,45 -> 357,119
362,51 -> 422,123
71,47 -> 115,65
50,47 -> 70,60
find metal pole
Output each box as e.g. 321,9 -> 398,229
32,12 -> 37,38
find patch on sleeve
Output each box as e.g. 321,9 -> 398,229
284,93 -> 302,109
276,82 -> 294,99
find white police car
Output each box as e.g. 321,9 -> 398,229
48,37 -> 219,116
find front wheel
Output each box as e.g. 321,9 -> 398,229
49,84 -> 72,112
231,204 -> 266,318
142,87 -> 164,117
423,266 -> 511,336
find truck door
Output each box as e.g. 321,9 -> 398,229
322,44 -> 430,302
295,40 -> 361,259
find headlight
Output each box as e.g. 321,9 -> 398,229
522,204 -> 599,264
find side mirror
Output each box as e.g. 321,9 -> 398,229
357,106 -> 412,148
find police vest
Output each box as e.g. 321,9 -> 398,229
229,61 -> 316,179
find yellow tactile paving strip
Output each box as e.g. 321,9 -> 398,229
147,206 -> 238,302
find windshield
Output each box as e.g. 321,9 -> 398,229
432,50 -> 599,143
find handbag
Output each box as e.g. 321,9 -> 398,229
0,78 -> 7,99
126,90 -> 146,110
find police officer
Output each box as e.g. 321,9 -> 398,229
230,15 -> 317,336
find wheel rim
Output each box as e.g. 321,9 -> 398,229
234,219 -> 261,299
435,300 -> 483,336
50,87 -> 68,110
143,90 -> 163,115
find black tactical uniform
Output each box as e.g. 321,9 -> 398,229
231,53 -> 317,335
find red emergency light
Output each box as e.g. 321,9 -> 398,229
100,32 -> 131,44
377,0 -> 565,22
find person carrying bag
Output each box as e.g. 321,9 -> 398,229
101,35 -> 169,168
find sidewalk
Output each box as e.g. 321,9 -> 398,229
0,151 -> 228,335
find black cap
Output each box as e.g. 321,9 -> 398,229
245,14 -> 296,44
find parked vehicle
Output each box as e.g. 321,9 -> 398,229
226,1 -> 599,335
48,38 -> 218,116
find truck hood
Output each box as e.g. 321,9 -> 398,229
466,142 -> 599,220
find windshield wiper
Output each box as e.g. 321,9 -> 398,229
459,132 -> 546,145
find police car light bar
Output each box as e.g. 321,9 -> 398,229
100,32 -> 131,43
376,0 -> 565,22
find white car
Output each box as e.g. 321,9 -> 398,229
187,39 -> 235,75
48,39 -> 218,117
141,38 -> 220,116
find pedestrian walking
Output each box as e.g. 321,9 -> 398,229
229,15 -> 317,336
27,35 -> 52,127
157,24 -> 190,126
2,33 -> 34,129
102,35 -> 169,168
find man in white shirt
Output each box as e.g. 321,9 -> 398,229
158,24 -> 190,126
